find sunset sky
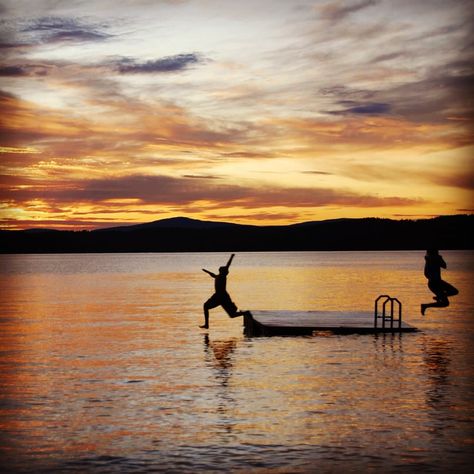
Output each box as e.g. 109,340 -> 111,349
1,0 -> 473,229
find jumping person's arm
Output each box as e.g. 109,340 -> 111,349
202,268 -> 216,278
225,253 -> 235,270
439,255 -> 447,269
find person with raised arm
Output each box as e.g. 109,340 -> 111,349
200,254 -> 246,329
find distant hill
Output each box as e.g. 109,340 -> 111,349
94,216 -> 253,232
0,215 -> 472,253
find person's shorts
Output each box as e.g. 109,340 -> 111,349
205,292 -> 238,316
428,279 -> 458,298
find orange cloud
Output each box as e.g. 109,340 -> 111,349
264,115 -> 471,151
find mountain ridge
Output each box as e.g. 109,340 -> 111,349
6,215 -> 455,233
93,216 -> 257,232
1,214 -> 472,253
95,216 -> 392,231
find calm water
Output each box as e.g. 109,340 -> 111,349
0,251 -> 473,473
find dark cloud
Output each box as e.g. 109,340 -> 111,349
0,62 -> 50,77
116,54 -> 201,74
0,65 -> 27,76
302,170 -> 333,175
2,174 -> 421,210
220,151 -> 272,159
433,172 -> 474,190
48,29 -> 109,42
322,60 -> 474,123
346,103 -> 391,115
21,17 -> 111,43
0,41 -> 33,49
385,69 -> 474,123
182,174 -> 221,179
329,102 -> 391,116
372,52 -> 405,63
75,175 -> 243,204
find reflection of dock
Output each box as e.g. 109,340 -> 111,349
244,308 -> 418,336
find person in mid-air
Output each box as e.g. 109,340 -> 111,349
421,249 -> 458,315
200,254 -> 246,329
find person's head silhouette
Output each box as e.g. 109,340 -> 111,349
219,266 -> 229,275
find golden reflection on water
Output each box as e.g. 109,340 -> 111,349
0,251 -> 473,472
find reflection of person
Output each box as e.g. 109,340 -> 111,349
203,334 -> 236,370
200,254 -> 246,329
421,250 -> 459,315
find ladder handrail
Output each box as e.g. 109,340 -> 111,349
374,295 -> 402,329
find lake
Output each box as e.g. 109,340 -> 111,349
0,251 -> 473,473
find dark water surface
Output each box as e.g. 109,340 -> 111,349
1,251 -> 473,473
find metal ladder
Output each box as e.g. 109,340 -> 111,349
374,295 -> 402,330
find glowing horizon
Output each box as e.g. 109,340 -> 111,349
1,0 -> 473,230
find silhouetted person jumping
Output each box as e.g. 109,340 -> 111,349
200,254 -> 246,329
421,249 -> 458,315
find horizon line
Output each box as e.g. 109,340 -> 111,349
2,213 -> 472,232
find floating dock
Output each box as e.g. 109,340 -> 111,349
243,296 -> 418,336
243,310 -> 418,336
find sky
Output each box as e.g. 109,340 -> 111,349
0,0 -> 473,229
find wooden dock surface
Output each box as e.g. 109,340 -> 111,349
244,310 -> 417,336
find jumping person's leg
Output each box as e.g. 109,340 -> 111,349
421,298 -> 449,315
440,280 -> 459,298
220,293 -> 249,318
421,280 -> 451,315
200,304 -> 210,329
221,294 -> 239,317
200,294 -> 220,328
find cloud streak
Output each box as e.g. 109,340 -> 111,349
115,54 -> 202,74
1,174 -> 422,214
318,0 -> 379,22
21,16 -> 112,43
330,102 -> 391,116
0,66 -> 28,76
